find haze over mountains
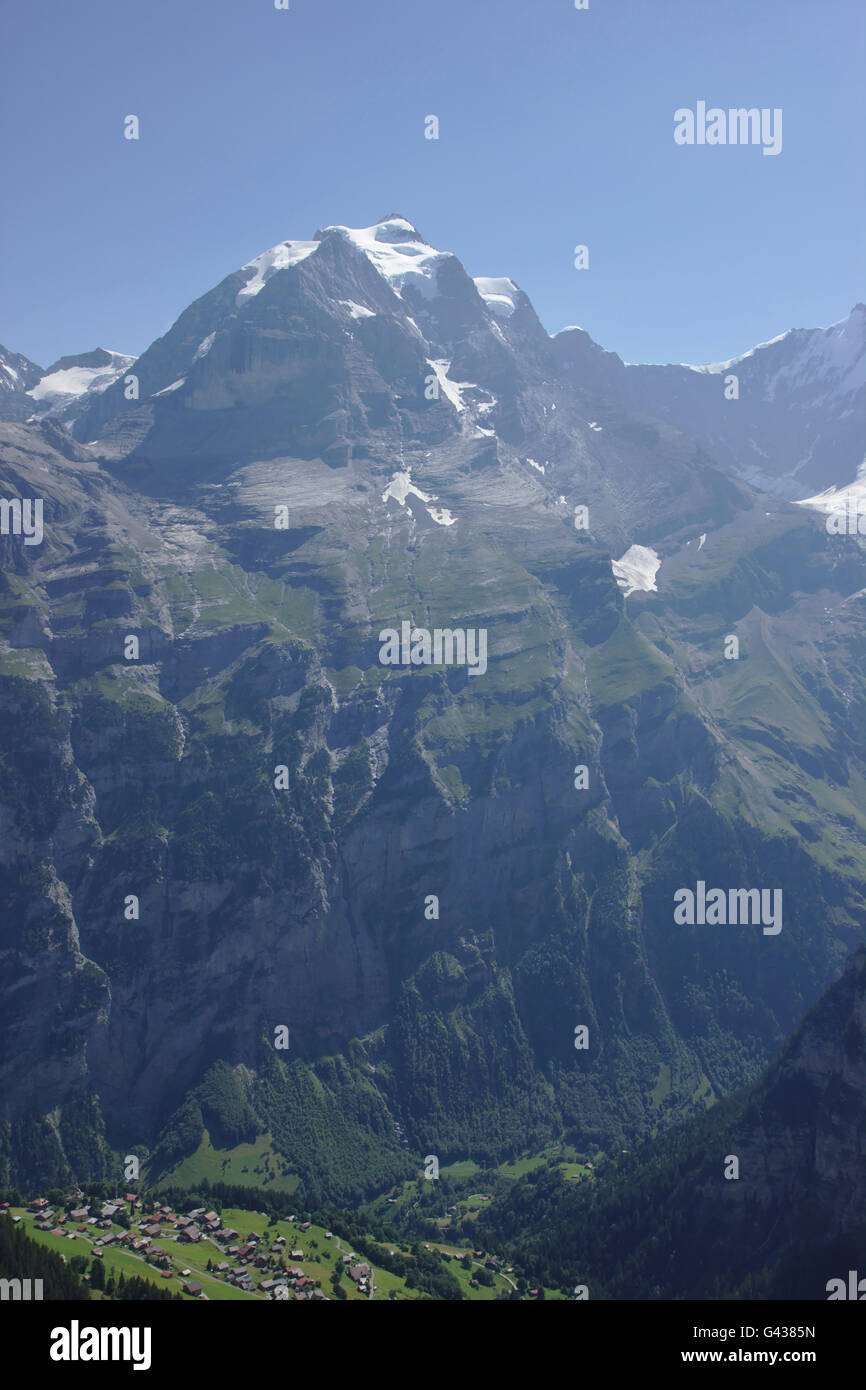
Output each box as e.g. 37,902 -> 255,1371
0,217 -> 863,1296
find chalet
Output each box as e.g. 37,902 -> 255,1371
347,1262 -> 371,1283
227,1246 -> 240,1256
177,1225 -> 202,1244
291,1249 -> 305,1260
324,1232 -> 333,1240
188,1208 -> 206,1219
203,1211 -> 220,1226
182,1280 -> 203,1297
49,1227 -> 64,1237
29,1198 -> 49,1211
300,1222 -> 311,1230
273,1236 -> 285,1246
311,1289 -> 325,1300
175,1216 -> 192,1229
100,1203 -> 123,1220
217,1261 -> 230,1272
70,1208 -> 89,1222
260,1279 -> 277,1292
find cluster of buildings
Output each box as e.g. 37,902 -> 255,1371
7,1195 -> 332,1300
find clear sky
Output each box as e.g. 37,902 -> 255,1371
2,0 -> 863,369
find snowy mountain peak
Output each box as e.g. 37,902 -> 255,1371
368,214 -> 426,243
27,347 -> 135,417
236,240 -> 319,305
316,218 -> 452,301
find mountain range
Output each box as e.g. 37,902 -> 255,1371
1,217 -> 863,1288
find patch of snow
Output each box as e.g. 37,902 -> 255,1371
29,352 -> 134,402
153,378 -> 186,396
795,461 -> 866,518
236,240 -> 318,305
587,421 -> 603,432
526,458 -> 545,474
382,468 -> 456,527
611,544 -> 661,596
339,300 -> 376,319
382,469 -> 433,507
193,333 -> 216,362
427,359 -> 476,412
698,533 -> 706,550
474,276 -> 519,319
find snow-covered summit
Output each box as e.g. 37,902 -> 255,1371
26,348 -> 136,419
317,217 -> 452,300
680,305 -> 865,403
236,240 -> 319,305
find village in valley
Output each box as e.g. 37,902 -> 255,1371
0,1185 -> 544,1301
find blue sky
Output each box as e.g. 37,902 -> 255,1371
2,0 -> 863,368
